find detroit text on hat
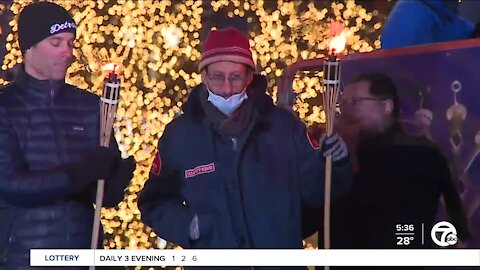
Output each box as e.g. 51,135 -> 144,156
50,21 -> 76,34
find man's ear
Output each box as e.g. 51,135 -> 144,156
245,69 -> 254,87
384,99 -> 394,115
201,69 -> 207,83
23,48 -> 31,61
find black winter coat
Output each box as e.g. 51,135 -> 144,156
0,68 -> 121,269
139,75 -> 353,270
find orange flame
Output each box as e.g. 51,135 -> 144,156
328,21 -> 347,55
101,63 -> 118,74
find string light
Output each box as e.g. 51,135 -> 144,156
1,0 -> 384,260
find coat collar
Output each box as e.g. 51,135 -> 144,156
14,65 -> 65,102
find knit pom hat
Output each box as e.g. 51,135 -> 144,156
199,27 -> 255,71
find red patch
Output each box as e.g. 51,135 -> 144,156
307,132 -> 320,150
150,151 -> 161,175
185,163 -> 216,179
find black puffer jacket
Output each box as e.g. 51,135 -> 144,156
0,67 -> 118,269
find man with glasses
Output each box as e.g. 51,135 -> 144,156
139,27 -> 352,256
309,73 -> 469,267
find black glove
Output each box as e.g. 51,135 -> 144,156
103,156 -> 136,206
65,146 -> 119,191
320,132 -> 349,165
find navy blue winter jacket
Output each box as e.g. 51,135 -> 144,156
0,67 -> 120,269
139,75 -> 352,256
381,0 -> 473,49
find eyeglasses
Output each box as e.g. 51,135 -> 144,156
339,97 -> 384,107
207,73 -> 247,88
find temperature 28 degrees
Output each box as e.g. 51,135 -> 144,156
397,236 -> 414,246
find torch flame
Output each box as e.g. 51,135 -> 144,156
101,63 -> 118,74
328,21 -> 347,56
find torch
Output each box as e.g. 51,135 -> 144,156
90,63 -> 121,259
322,22 -> 346,269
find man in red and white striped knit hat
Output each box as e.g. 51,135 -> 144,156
139,27 -> 352,262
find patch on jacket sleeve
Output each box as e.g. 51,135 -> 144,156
150,151 -> 161,175
185,163 -> 215,179
307,131 -> 320,150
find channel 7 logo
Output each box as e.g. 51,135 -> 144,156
431,221 -> 458,247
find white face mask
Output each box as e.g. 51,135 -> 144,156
206,86 -> 248,116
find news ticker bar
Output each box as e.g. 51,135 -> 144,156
30,249 -> 480,267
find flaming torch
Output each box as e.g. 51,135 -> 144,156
90,63 -> 121,262
322,22 -> 346,267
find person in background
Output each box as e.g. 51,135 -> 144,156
0,2 -> 135,269
381,0 -> 474,49
303,72 -> 470,270
139,27 -> 352,270
459,0 -> 480,28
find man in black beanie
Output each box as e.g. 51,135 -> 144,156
17,0 -> 78,80
0,2 -> 135,269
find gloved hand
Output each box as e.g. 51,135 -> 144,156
189,214 -> 200,241
64,146 -> 119,191
103,156 -> 136,206
320,132 -> 349,165
189,212 -> 214,242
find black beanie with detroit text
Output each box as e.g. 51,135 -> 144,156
18,2 -> 76,53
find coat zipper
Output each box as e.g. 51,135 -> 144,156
50,84 -> 70,241
232,137 -> 238,151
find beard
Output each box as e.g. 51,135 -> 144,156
338,115 -> 393,149
336,116 -> 361,152
358,126 -> 384,141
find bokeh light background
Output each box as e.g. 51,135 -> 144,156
0,0 -> 388,260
